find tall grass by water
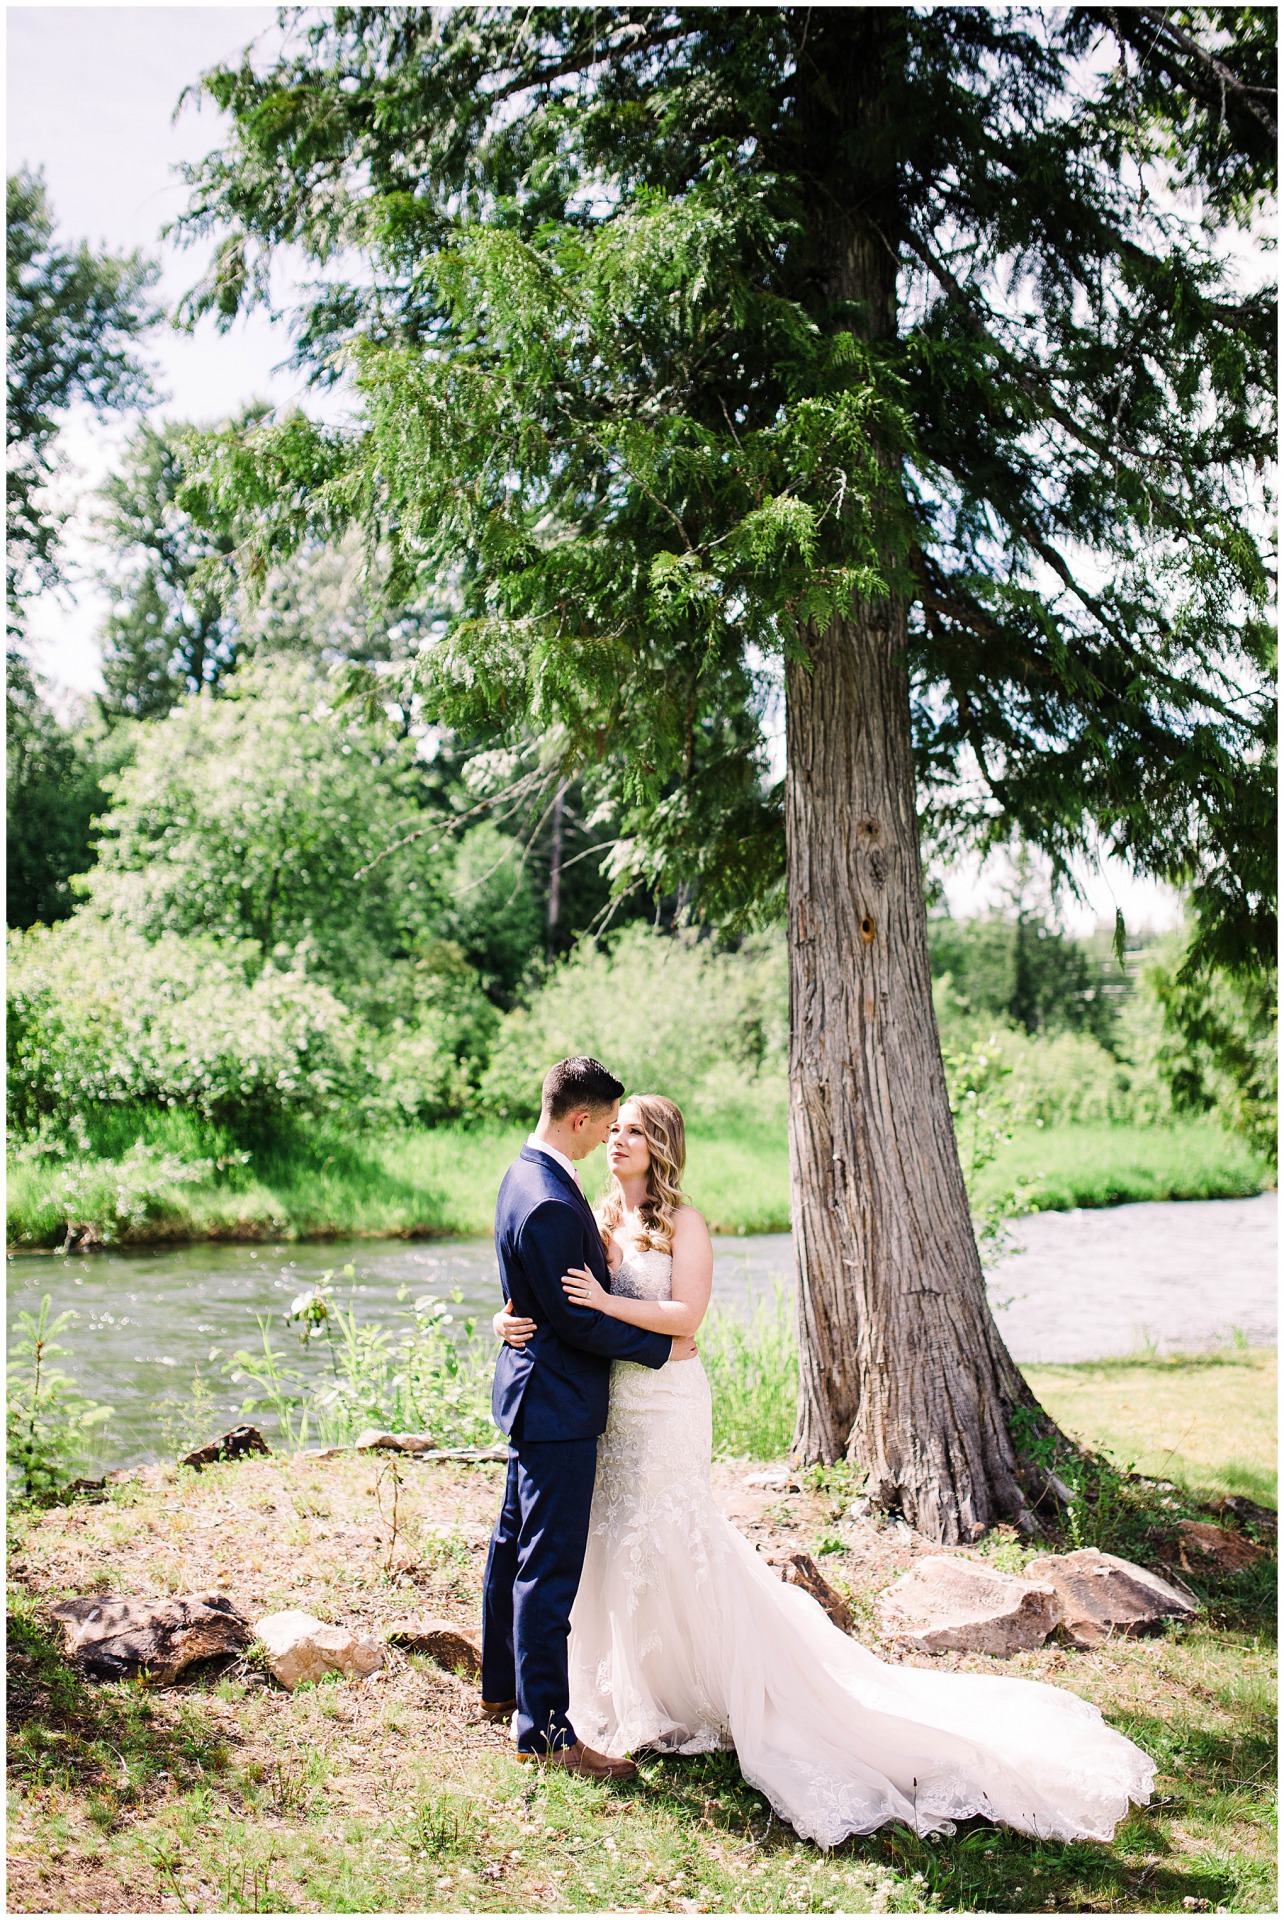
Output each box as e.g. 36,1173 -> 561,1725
6,1112 -> 1270,1249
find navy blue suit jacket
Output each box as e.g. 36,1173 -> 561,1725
491,1146 -> 671,1440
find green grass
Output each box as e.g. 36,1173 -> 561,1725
1025,1347 -> 1277,1508
975,1121 -> 1272,1215
6,1113 -> 1271,1248
8,1366 -> 1276,1915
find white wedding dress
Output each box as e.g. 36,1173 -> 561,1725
567,1247 -> 1156,1849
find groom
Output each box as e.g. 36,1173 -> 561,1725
481,1055 -> 693,1779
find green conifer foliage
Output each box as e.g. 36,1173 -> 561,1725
175,6 -> 1274,965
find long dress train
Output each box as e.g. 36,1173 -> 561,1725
567,1248 -> 1155,1849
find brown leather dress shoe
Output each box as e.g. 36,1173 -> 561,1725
479,1696 -> 517,1720
517,1738 -> 636,1781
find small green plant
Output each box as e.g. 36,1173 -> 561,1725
701,1281 -> 797,1459
220,1317 -> 312,1450
152,1364 -> 223,1459
7,1295 -> 113,1502
402,1788 -> 486,1858
943,1033 -> 1039,1265
218,1282 -> 499,1452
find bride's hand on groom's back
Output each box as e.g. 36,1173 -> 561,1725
494,1300 -> 537,1347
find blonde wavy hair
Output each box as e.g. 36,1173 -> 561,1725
597,1094 -> 687,1255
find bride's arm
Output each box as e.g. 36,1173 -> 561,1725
561,1208 -> 714,1335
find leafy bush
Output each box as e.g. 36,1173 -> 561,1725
478,923 -> 787,1123
1143,938 -> 1278,1163
218,1275 -> 497,1450
442,822 -> 544,1006
33,1143 -> 215,1247
81,657 -> 453,1020
8,915 -> 372,1137
375,940 -> 500,1126
933,977 -> 1174,1130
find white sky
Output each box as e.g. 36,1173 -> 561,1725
7,3 -> 1184,939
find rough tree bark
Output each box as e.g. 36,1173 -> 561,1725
786,14 -> 1042,1543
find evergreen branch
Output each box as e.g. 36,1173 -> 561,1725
485,20 -> 692,105
1135,8 -> 1278,138
351,766 -> 549,879
900,225 -> 1129,470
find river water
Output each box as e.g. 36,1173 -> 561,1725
8,1191 -> 1274,1473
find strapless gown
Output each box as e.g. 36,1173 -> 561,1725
566,1247 -> 1155,1848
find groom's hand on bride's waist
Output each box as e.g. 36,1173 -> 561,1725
668,1335 -> 699,1363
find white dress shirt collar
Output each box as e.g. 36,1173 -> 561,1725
526,1133 -> 583,1189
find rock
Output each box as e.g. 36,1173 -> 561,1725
1026,1547 -> 1198,1648
385,1617 -> 483,1676
421,1445 -> 511,1463
875,1556 -> 1062,1655
743,1471 -> 799,1491
353,1430 -> 435,1454
253,1610 -> 386,1689
181,1425 -> 271,1471
1174,1520 -> 1266,1576
1215,1495 -> 1277,1542
767,1551 -> 854,1634
50,1593 -> 252,1685
63,1477 -> 107,1500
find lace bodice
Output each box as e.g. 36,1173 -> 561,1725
609,1245 -> 673,1303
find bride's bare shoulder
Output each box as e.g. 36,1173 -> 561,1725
673,1204 -> 711,1242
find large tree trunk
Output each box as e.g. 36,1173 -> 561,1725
786,598 -> 1038,1540
786,13 -> 1040,1543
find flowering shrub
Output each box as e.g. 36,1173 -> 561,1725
7,916 -> 373,1136
477,924 -> 788,1122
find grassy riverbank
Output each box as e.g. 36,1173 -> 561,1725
8,1352 -> 1276,1915
7,1116 -> 1272,1249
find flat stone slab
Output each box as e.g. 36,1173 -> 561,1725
875,1555 -> 1062,1655
1025,1547 -> 1198,1647
50,1593 -> 252,1685
254,1610 -> 386,1690
352,1430 -> 436,1454
386,1617 -> 482,1676
1174,1520 -> 1266,1576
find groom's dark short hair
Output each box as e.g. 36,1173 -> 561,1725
542,1056 -> 625,1121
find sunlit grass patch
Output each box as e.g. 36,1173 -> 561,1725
1025,1348 -> 1277,1505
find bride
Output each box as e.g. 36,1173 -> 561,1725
494,1093 -> 1155,1849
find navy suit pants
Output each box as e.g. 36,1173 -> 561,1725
481,1430 -> 598,1753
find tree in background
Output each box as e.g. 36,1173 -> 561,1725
175,8 -> 1275,1539
6,168 -> 158,630
95,424 -> 447,721
6,661 -> 111,928
6,168 -> 158,924
82,658 -> 456,1024
928,912 -> 1123,1049
94,416 -> 248,719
